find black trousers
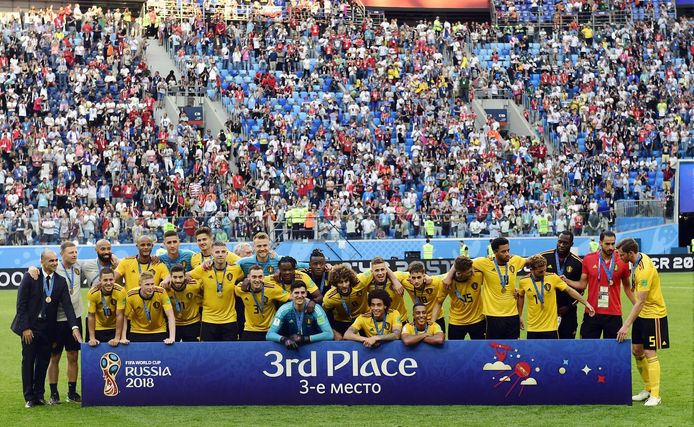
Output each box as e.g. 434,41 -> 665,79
240,330 -> 267,341
21,330 -> 52,402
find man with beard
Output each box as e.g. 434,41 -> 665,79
78,239 -> 119,288
397,261 -> 446,332
122,272 -> 176,344
359,257 -> 406,322
167,264 -> 202,342
577,231 -> 635,339
264,256 -> 323,304
237,265 -> 289,341
115,235 -> 170,291
344,289 -> 402,348
86,268 -> 125,347
304,249 -> 331,294
190,227 -> 239,269
322,264 -> 369,340
436,256 -> 486,340
537,231 -> 584,338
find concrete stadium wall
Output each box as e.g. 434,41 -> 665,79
0,224 -> 679,268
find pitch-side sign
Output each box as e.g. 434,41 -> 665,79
82,340 -> 631,406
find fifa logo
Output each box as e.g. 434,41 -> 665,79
100,352 -> 121,397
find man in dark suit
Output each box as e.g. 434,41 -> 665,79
11,250 -> 82,408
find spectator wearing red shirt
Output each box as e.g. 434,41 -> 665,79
575,231 -> 635,339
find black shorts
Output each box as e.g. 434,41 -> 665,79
52,319 -> 83,354
200,321 -> 238,341
94,329 -> 116,343
435,317 -> 446,336
580,313 -> 622,339
558,308 -> 578,339
240,330 -> 268,341
633,316 -> 670,350
176,322 -> 201,342
449,319 -> 486,340
527,330 -> 559,339
485,315 -> 520,340
332,321 -> 352,336
129,332 -> 168,342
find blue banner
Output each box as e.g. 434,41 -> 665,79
82,340 -> 631,406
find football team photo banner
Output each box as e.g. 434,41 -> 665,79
82,340 -> 631,406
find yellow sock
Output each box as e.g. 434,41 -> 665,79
647,356 -> 660,398
635,355 -> 650,392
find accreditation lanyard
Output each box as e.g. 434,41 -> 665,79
173,292 -> 182,314
62,262 -> 75,290
493,258 -> 509,292
137,257 -> 152,276
597,252 -> 615,285
455,283 -> 464,301
294,305 -> 305,335
554,251 -> 568,276
530,275 -> 545,308
214,264 -> 227,295
372,315 -> 387,336
251,287 -> 265,316
630,253 -> 642,287
101,292 -> 112,317
340,294 -> 352,319
318,272 -> 327,294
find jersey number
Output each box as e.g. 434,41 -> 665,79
461,293 -> 473,303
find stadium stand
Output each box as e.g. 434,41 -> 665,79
0,1 -> 690,245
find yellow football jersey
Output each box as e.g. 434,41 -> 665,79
264,270 -> 319,294
190,263 -> 243,324
236,284 -> 290,332
125,287 -> 172,334
116,257 -> 170,291
360,271 -> 408,322
403,321 -> 444,336
473,255 -> 526,316
398,272 -> 447,322
632,253 -> 667,318
445,270 -> 485,326
190,251 -> 240,270
518,273 -> 567,332
168,283 -> 203,326
350,309 -> 401,338
87,284 -> 126,330
322,281 -> 370,323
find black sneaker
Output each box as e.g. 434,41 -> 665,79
66,392 -> 81,403
49,394 -> 61,405
24,401 -> 35,408
34,399 -> 46,406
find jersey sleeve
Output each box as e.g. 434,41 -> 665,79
266,305 -> 287,343
511,255 -> 527,272
156,262 -> 170,279
321,291 -> 337,311
636,261 -> 656,292
189,265 -> 204,281
309,306 -> 334,342
350,315 -> 366,333
517,278 -> 527,296
115,259 -> 127,276
429,322 -> 443,335
432,276 -> 447,303
160,292 -> 172,311
472,257 -> 487,271
87,291 -> 98,314
116,289 -> 127,310
552,275 -> 568,292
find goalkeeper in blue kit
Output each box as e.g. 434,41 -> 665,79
266,281 -> 334,349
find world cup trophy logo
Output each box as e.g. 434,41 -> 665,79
100,353 -> 121,397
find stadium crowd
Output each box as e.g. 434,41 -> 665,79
0,2 -> 691,246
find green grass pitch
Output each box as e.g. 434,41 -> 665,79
0,272 -> 691,426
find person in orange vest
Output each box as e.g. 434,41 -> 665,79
304,205 -> 317,239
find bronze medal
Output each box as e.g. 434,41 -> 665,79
45,296 -> 52,303
217,291 -> 223,297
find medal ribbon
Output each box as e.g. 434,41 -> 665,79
213,264 -> 227,294
294,305 -> 305,335
44,274 -> 55,300
142,297 -> 151,322
530,275 -> 545,307
101,292 -> 111,317
630,253 -> 642,287
62,262 -> 75,290
340,295 -> 352,319
251,286 -> 265,316
493,258 -> 509,291
554,251 -> 568,276
372,315 -> 387,336
137,256 -> 152,276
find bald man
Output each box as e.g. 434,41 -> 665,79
115,236 -> 170,291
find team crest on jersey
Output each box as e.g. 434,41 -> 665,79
509,266 -> 516,273
544,283 -> 551,291
110,299 -> 117,306
567,266 -> 573,273
472,282 -> 479,290
226,273 -> 234,281
186,292 -> 193,300
74,268 -> 80,275
426,288 -> 433,295
153,301 -> 161,309
267,266 -> 275,274
306,318 -> 313,325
